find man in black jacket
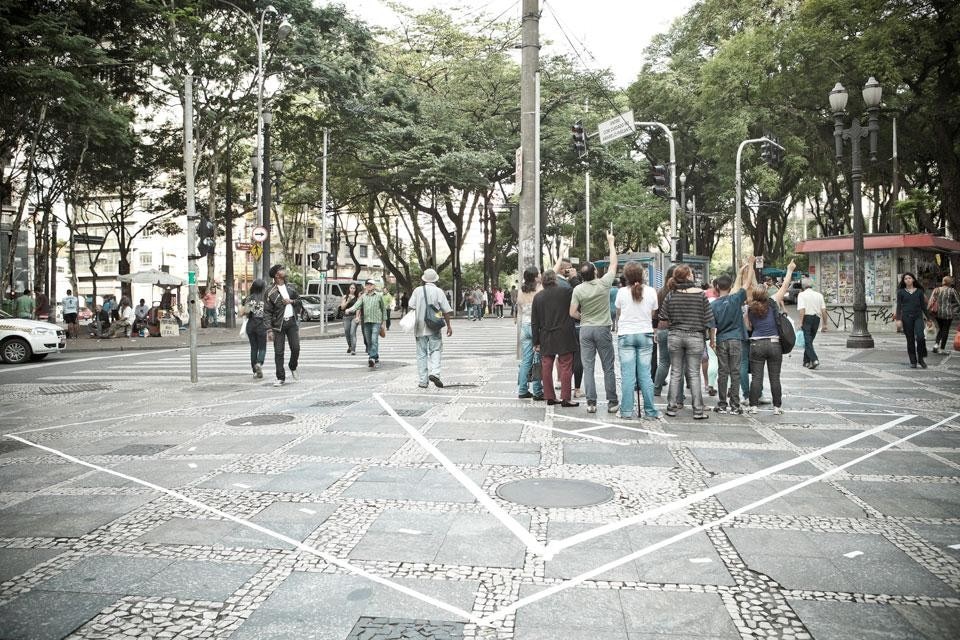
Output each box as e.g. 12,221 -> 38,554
531,270 -> 579,407
264,264 -> 300,386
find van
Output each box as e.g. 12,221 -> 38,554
305,279 -> 365,319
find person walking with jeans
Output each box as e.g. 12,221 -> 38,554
242,278 -> 268,378
532,270 -> 579,407
660,264 -> 715,419
570,231 -> 619,415
709,258 -> 754,414
516,267 -> 544,400
349,279 -> 387,368
409,269 -> 453,388
264,265 -> 301,386
796,277 -> 828,369
615,261 -> 659,420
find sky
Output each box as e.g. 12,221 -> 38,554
340,0 -> 696,88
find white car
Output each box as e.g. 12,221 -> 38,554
0,309 -> 66,364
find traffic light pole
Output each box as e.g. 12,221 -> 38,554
734,136 -> 783,271
319,127 -> 328,336
183,74 -> 199,383
635,122 -> 676,262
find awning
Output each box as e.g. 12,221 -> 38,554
795,233 -> 960,254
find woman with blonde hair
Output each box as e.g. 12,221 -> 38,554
930,275 -> 960,353
615,261 -> 659,419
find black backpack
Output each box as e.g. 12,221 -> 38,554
775,311 -> 796,354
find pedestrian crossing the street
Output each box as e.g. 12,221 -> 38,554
36,320 -> 518,382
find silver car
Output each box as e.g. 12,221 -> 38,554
298,295 -> 339,321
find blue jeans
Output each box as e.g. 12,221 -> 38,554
580,325 -> 618,405
344,315 -> 358,353
740,339 -> 763,398
205,307 -> 217,327
361,322 -> 381,361
246,326 -> 266,371
416,333 -> 443,384
618,332 -> 658,418
801,315 -> 820,364
517,323 -> 544,397
653,328 -> 684,404
668,331 -> 705,414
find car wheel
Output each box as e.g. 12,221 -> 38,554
300,311 -> 310,322
1,337 -> 32,364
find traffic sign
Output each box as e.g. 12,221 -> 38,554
251,226 -> 268,242
250,244 -> 263,260
235,242 -> 252,251
598,110 -> 636,145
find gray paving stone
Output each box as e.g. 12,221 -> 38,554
39,555 -> 173,595
67,458 -> 226,488
562,442 -> 676,466
171,433 -> 299,455
899,428 -> 960,448
840,480 -> 960,518
136,559 -> 262,601
0,493 -> 158,538
137,517 -> 236,546
514,585 -> 628,638
659,423 -> 770,443
824,449 -> 960,476
774,427 -> 888,449
328,415 -> 427,434
0,462 -> 85,491
434,441 -> 541,466
261,462 -> 358,493
341,468 -> 485,503
426,420 -> 524,441
906,523 -> 960,560
690,447 -> 821,475
0,590 -> 116,640
69,433 -> 193,455
725,528 -> 957,596
706,476 -> 867,518
626,526 -> 736,586
229,572 -> 478,640
620,590 -> 739,638
0,548 -> 65,583
789,598 -> 960,640
285,434 -> 406,459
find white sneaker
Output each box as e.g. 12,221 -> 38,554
747,405 -> 758,415
273,379 -> 285,387
772,407 -> 784,415
291,370 -> 299,382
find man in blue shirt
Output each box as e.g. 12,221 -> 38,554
710,258 -> 754,414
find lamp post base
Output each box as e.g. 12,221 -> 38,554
846,332 -> 875,349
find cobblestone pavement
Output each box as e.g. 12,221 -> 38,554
1,320 -> 959,639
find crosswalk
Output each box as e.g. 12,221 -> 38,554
37,320 -> 519,382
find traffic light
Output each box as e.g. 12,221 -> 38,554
325,253 -> 336,270
197,216 -> 216,257
771,140 -> 783,169
310,252 -> 321,270
760,138 -> 773,165
651,164 -> 669,199
571,120 -> 587,159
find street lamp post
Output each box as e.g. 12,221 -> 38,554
830,77 -> 881,349
679,173 -> 687,261
261,109 -> 274,273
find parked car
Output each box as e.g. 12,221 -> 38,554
0,309 -> 66,364
298,295 -> 340,322
783,281 -> 804,305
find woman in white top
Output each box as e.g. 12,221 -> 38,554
515,266 -> 544,399
615,262 -> 659,419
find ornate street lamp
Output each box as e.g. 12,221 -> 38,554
830,77 -> 882,349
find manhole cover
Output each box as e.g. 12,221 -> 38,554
39,383 -> 112,395
225,414 -> 295,426
345,617 -> 465,640
381,408 -> 427,417
496,478 -> 614,508
311,400 -> 357,408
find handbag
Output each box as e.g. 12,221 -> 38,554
775,311 -> 796,354
399,310 -> 416,332
238,317 -> 248,337
423,288 -> 446,332
928,289 -> 939,315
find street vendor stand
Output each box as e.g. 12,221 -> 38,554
118,269 -> 186,336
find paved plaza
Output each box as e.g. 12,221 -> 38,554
0,320 -> 959,639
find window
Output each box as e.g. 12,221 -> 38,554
358,245 -> 368,258
140,253 -> 153,266
141,227 -> 152,239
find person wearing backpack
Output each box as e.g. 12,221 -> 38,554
409,269 -> 453,388
745,260 -> 796,415
930,276 -> 960,354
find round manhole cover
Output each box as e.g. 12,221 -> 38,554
225,414 -> 295,426
496,478 -> 614,508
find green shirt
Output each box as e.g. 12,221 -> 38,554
348,292 -> 387,324
15,294 -> 35,318
571,269 -> 616,326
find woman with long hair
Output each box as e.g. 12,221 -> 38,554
615,262 -> 660,419
653,267 -> 681,404
930,276 -> 960,354
895,272 -> 934,368
340,282 -> 362,355
660,264 -> 715,419
515,267 -> 543,400
745,260 -> 795,413
242,279 -> 268,378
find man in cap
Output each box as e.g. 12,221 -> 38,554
264,264 -> 301,386
408,268 -> 453,388
348,279 -> 387,368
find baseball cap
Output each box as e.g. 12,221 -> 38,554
364,279 -> 376,285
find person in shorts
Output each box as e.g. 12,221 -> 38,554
62,290 -> 80,338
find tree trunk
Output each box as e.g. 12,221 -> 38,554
1,104 -> 45,292
224,149 -> 235,328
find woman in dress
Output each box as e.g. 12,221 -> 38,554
515,267 -> 543,400
242,279 -> 267,378
744,260 -> 795,414
930,276 -> 960,354
615,262 -> 659,420
340,283 -> 362,354
895,272 -> 934,368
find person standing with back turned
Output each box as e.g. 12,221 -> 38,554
409,268 -> 453,388
796,276 -> 828,369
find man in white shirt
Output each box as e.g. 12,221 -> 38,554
62,289 -> 80,338
408,268 -> 453,388
264,264 -> 301,386
796,277 -> 828,369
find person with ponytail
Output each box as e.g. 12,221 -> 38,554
745,260 -> 795,414
614,261 -> 660,419
516,266 -> 544,400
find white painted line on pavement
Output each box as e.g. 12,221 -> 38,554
187,463 -> 198,469
688,557 -> 713,563
477,411 -> 960,625
232,483 -> 251,489
374,393 -> 549,557
0,349 -> 180,374
2,434 -> 482,625
397,528 -> 423,535
949,544 -> 960,550
544,413 -> 917,557
298,508 -> 316,515
512,420 -> 631,447
843,550 -> 864,558
555,414 -> 675,438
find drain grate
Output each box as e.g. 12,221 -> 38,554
39,383 -> 112,395
381,408 -> 427,417
225,414 -> 296,426
345,617 -> 465,640
311,400 -> 357,408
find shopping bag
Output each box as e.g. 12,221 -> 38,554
238,318 -> 248,337
399,310 -> 416,333
794,324 -> 805,351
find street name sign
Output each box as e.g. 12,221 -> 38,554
598,110 -> 636,145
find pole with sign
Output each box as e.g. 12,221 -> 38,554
184,75 -> 199,383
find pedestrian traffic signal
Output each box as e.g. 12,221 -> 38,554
571,120 -> 587,159
310,252 -> 322,270
325,253 -> 336,270
197,216 -> 216,258
651,164 -> 669,199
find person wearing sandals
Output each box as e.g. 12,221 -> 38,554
930,276 -> 960,354
660,264 -> 715,419
614,261 -> 659,420
745,260 -> 796,415
516,266 -> 544,400
895,272 -> 934,368
532,270 -> 579,407
340,283 -> 361,355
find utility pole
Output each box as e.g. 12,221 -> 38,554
320,127 -> 328,335
184,74 -> 199,383
224,147 -> 236,328
519,0 -> 539,271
